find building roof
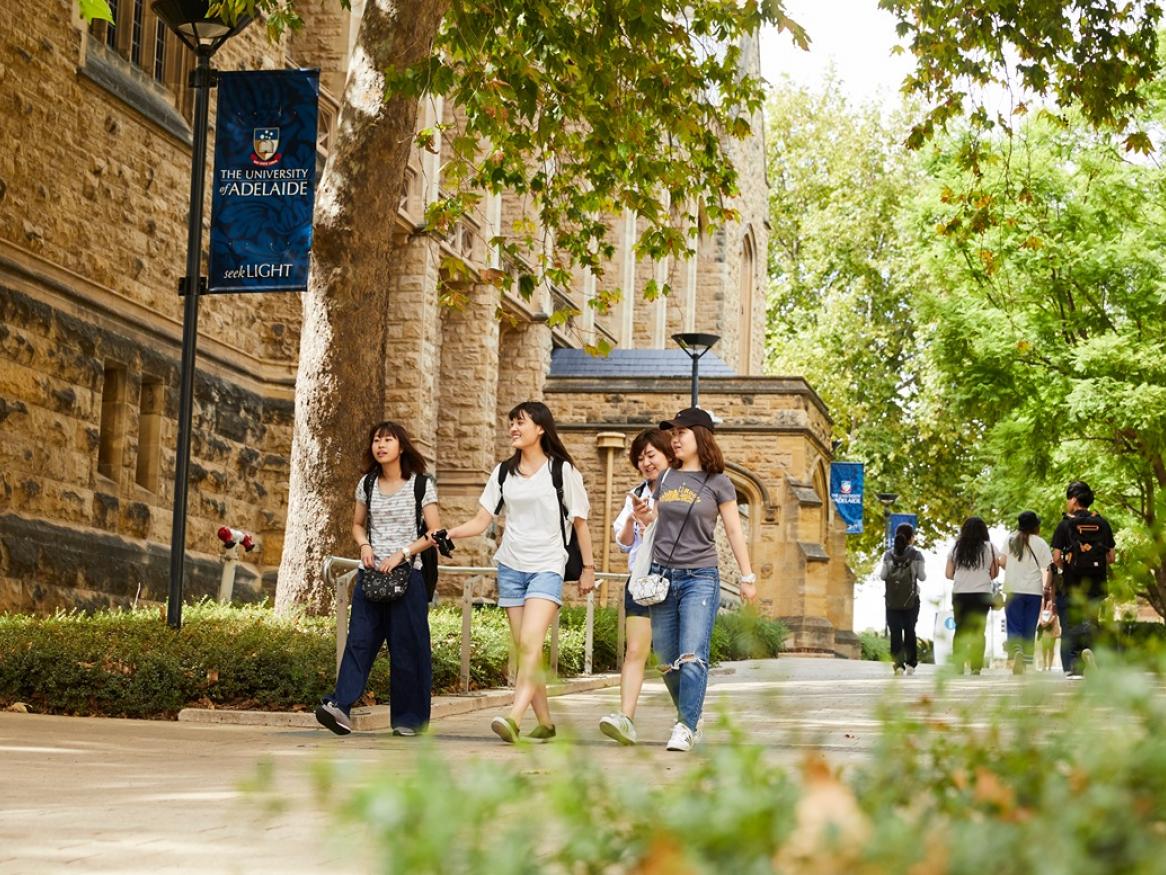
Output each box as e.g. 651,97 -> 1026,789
549,348 -> 737,378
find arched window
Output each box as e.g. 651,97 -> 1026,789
738,234 -> 755,373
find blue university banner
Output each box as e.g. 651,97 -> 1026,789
887,513 -> 919,550
829,462 -> 864,534
208,69 -> 320,293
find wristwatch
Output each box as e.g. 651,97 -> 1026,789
401,545 -> 413,561
740,573 -> 756,584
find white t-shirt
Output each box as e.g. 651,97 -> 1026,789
478,459 -> 589,576
948,541 -> 997,594
999,533 -> 1053,596
354,474 -> 437,569
613,480 -> 655,572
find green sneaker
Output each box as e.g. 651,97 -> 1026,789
490,716 -> 520,743
528,723 -> 557,742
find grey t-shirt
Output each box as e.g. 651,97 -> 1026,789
651,470 -> 737,569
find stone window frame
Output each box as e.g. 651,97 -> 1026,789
135,374 -> 164,494
97,361 -> 131,486
81,11 -> 196,145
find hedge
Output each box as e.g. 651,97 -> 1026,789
0,601 -> 786,718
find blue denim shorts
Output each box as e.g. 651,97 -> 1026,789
623,577 -> 650,618
496,563 -> 564,607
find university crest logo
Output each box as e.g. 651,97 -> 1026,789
840,481 -> 852,494
251,128 -> 281,166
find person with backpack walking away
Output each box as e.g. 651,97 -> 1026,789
1050,481 -> 1116,678
598,428 -> 675,745
629,407 -> 757,752
944,516 -> 999,676
315,421 -> 441,737
879,523 -> 926,676
440,401 -> 595,743
996,510 -> 1053,675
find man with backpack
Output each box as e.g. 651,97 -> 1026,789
879,523 -> 927,676
1050,481 -> 1116,678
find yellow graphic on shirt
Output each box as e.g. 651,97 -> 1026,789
658,484 -> 704,506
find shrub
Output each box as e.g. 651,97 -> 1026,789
296,660 -> 1166,874
0,601 -> 785,718
858,630 -> 890,661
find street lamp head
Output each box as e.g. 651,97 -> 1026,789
152,0 -> 251,53
672,332 -> 721,358
876,492 -> 898,507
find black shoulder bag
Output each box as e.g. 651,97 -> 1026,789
358,473 -> 411,603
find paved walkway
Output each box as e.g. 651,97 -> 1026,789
0,658 -> 1061,873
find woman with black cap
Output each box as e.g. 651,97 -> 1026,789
629,407 -> 756,752
997,510 -> 1053,675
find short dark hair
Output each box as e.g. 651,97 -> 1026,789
628,428 -> 674,469
1066,481 -> 1095,508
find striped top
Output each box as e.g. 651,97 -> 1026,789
354,474 -> 437,568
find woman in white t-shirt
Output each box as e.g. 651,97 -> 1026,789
314,421 -> 441,738
996,510 -> 1053,675
944,516 -> 999,675
443,401 -> 595,744
597,428 -> 674,746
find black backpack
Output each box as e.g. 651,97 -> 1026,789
362,472 -> 439,599
884,550 -> 918,609
493,457 -> 584,582
1064,512 -> 1109,578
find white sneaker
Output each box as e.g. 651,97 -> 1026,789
666,722 -> 694,752
314,700 -> 352,736
598,713 -> 637,745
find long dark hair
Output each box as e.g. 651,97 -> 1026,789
362,421 -> 427,479
671,424 -> 725,474
893,523 -> 914,558
505,401 -> 575,473
953,516 -> 991,570
1009,510 -> 1040,560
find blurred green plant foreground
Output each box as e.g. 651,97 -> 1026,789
0,602 -> 785,717
298,665 -> 1166,875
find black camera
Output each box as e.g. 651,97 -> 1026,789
432,529 -> 455,557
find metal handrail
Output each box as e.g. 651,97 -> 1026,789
322,557 -> 628,694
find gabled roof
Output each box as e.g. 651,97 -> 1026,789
549,348 -> 737,378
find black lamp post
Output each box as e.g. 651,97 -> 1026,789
672,332 -> 720,408
153,0 -> 250,629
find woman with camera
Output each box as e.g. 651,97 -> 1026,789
314,421 -> 440,737
441,401 -> 595,744
630,407 -> 756,752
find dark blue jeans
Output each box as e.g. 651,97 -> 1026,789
331,568 -> 432,730
1004,593 -> 1043,662
1056,589 -> 1103,675
649,564 -> 720,732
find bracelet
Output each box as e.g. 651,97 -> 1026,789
582,564 -> 595,569
358,543 -> 371,550
740,573 -> 756,584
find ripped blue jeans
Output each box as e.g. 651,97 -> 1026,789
649,564 -> 720,731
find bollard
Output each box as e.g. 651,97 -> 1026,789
584,590 -> 595,675
617,578 -> 627,670
460,574 -> 473,695
217,546 -> 238,604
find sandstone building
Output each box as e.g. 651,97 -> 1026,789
0,1 -> 857,654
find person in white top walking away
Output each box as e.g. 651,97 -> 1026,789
598,428 -> 675,746
996,510 -> 1053,675
944,516 -> 999,676
441,401 -> 595,743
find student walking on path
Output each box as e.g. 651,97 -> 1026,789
945,516 -> 999,675
598,428 -> 675,746
997,510 -> 1053,675
442,401 -> 595,743
315,421 -> 440,737
1050,481 -> 1116,678
631,407 -> 756,752
879,523 -> 926,676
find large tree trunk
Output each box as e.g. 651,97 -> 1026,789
275,0 -> 451,613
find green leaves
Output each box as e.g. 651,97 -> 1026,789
79,0 -> 113,23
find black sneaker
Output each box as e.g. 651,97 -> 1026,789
528,723 -> 556,742
315,700 -> 352,736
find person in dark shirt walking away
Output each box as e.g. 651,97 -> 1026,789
879,523 -> 926,676
1050,481 -> 1116,678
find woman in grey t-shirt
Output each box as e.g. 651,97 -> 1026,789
944,516 -> 999,676
630,407 -> 756,752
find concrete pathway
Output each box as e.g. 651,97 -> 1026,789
0,658 -> 1064,873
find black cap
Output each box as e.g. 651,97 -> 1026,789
659,407 -> 715,431
1017,510 -> 1040,531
